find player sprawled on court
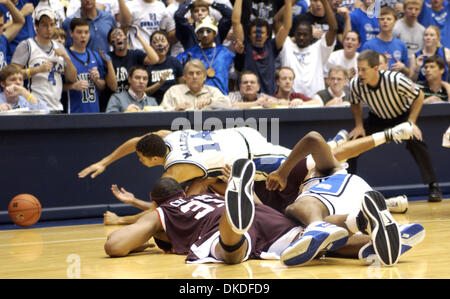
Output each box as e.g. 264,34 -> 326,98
104,133 -> 424,267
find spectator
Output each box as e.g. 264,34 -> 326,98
107,26 -> 159,94
232,0 -> 292,95
177,16 -> 234,95
419,55 -> 450,103
146,30 -> 183,105
411,25 -> 450,83
393,0 -> 425,59
0,0 -> 35,63
32,0 -> 66,28
378,52 -> 389,70
0,0 -> 25,69
106,65 -> 158,113
279,0 -> 337,97
324,30 -> 360,79
349,0 -> 380,50
11,9 -> 77,113
360,6 -> 410,76
160,59 -> 231,111
52,27 -> 67,45
0,64 -> 48,112
174,0 -> 232,52
239,0 -> 284,38
120,0 -> 175,51
62,0 -> 116,54
418,0 -> 450,48
228,71 -> 278,109
292,0 -> 349,50
348,49 -> 442,202
274,66 -> 318,107
63,18 -> 116,113
313,65 -> 351,107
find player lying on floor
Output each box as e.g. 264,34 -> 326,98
105,135 -> 424,267
102,122 -> 412,225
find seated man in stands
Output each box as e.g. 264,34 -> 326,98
160,59 -> 231,111
106,65 -> 158,113
274,66 -> 320,107
229,71 -> 278,109
0,64 -> 49,113
419,55 -> 450,103
313,66 -> 351,107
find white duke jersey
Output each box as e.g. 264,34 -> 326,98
163,127 -> 291,180
23,39 -> 65,111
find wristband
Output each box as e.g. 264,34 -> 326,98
26,68 -> 31,78
26,93 -> 33,102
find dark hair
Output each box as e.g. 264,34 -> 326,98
136,134 -> 167,158
128,65 -> 149,78
357,50 -> 380,67
150,177 -> 183,204
248,18 -> 270,36
380,5 -> 398,20
150,30 -> 169,43
344,30 -> 361,43
70,18 -> 90,32
294,19 -> 313,35
107,26 -> 123,42
424,55 -> 446,70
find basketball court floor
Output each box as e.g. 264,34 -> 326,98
0,199 -> 449,279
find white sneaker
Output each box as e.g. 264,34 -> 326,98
386,195 -> 408,214
385,122 -> 413,144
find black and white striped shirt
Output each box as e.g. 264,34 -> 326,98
350,70 -> 421,119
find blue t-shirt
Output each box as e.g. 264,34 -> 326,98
361,37 -> 409,68
66,48 -> 105,113
63,9 -> 116,54
0,0 -> 37,63
0,34 -> 8,69
235,39 -> 279,95
177,44 -> 235,95
146,56 -> 183,104
415,47 -> 449,82
350,8 -> 380,51
418,2 -> 450,48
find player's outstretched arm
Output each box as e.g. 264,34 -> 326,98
78,130 -> 172,179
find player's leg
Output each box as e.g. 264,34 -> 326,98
215,159 -> 255,264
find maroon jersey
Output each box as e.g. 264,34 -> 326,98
254,158 -> 308,215
156,193 -> 300,262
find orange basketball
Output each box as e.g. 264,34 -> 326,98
8,194 -> 42,227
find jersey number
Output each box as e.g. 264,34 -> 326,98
190,131 -> 221,153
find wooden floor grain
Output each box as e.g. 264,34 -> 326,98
1,200 -> 449,279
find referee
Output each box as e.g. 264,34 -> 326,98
348,50 -> 442,202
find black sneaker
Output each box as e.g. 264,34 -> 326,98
428,183 -> 442,202
225,159 -> 256,234
361,190 -> 401,266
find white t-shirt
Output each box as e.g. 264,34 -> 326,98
126,0 -> 173,51
280,35 -> 335,97
323,49 -> 359,78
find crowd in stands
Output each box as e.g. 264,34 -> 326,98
0,0 -> 448,114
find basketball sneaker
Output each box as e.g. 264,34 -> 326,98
225,159 -> 256,234
280,221 -> 348,266
385,195 -> 408,214
359,190 -> 402,266
327,129 -> 349,149
385,122 -> 413,144
358,223 -> 425,265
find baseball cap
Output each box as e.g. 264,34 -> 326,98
35,8 -> 56,22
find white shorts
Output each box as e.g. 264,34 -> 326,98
296,172 -> 372,216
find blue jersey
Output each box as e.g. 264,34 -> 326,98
418,2 -> 450,48
350,8 -> 380,51
66,48 -> 105,113
361,37 -> 409,68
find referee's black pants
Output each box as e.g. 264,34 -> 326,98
347,112 -> 437,185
